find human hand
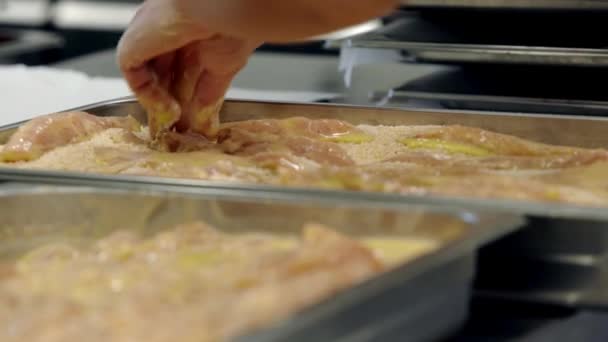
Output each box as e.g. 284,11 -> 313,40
117,0 -> 260,138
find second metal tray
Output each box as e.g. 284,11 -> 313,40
3,97 -> 608,219
0,185 -> 521,342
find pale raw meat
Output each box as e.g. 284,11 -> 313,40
0,111 -> 140,162
0,222 -> 432,342
217,118 -> 358,167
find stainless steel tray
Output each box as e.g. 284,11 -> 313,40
0,185 -> 522,342
3,96 -> 608,217
3,97 -> 608,309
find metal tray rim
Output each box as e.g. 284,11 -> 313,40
373,90 -> 608,111
0,167 -> 604,221
11,94 -> 608,126
340,35 -> 608,56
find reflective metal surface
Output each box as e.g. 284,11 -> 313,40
328,16 -> 608,67
0,185 -> 522,342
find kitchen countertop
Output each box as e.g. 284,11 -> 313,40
53,49 -> 442,104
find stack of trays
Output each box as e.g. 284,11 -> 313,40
326,2 -> 608,115
1,98 -> 608,341
369,67 -> 608,116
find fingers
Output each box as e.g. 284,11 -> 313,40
170,41 -> 213,136
175,70 -> 229,137
175,37 -> 260,137
145,52 -> 178,137
121,63 -> 181,138
117,0 -> 260,138
117,0 -> 212,138
172,42 -> 204,106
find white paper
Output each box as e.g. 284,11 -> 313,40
0,65 -> 131,125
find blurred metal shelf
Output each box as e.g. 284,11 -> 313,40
404,0 -> 608,10
327,13 -> 608,67
0,0 -> 51,26
366,66 -> 608,116
0,29 -> 63,64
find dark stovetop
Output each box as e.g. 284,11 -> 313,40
450,297 -> 608,342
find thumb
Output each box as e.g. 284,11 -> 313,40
176,37 -> 260,137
